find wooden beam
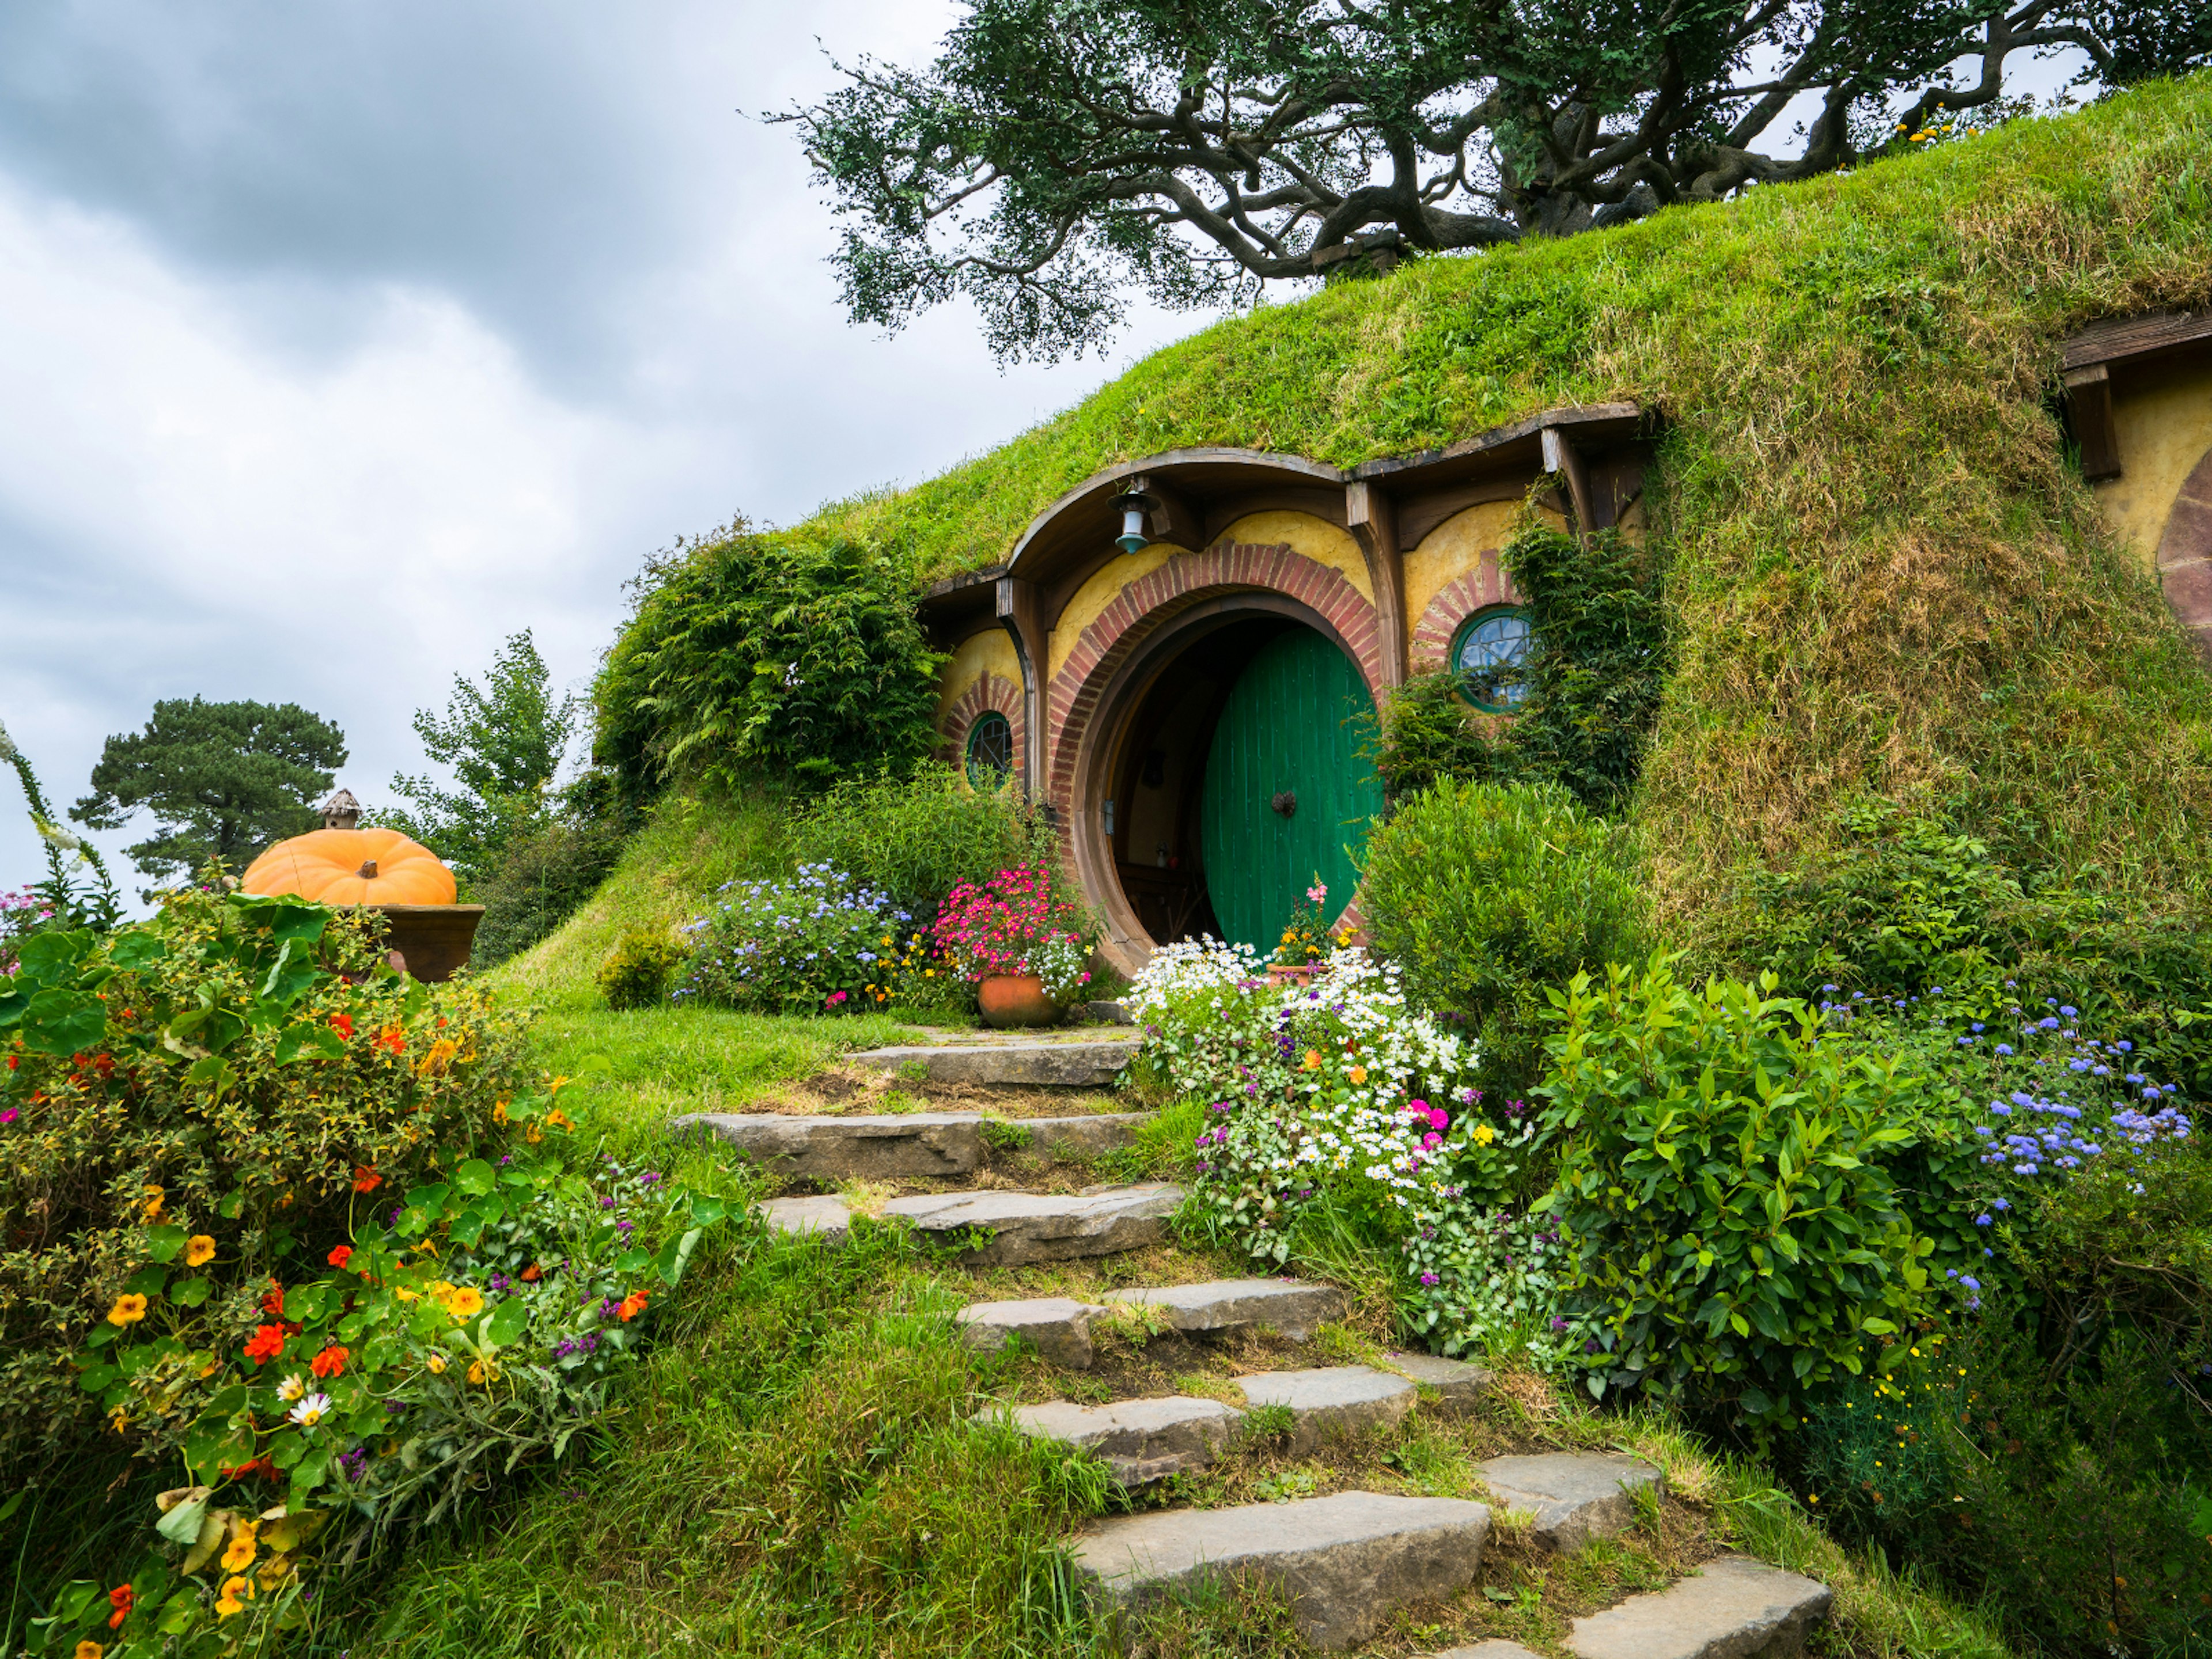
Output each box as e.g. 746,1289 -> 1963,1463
2064,364 -> 2123,482
1344,480 -> 1408,690
995,575 -> 1051,794
1541,425 -> 1598,537
2062,310 -> 2212,373
1123,473 -> 1205,550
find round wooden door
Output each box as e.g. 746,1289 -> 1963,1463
1199,627 -> 1383,953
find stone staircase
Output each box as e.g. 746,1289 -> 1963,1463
684,1032 -> 1839,1655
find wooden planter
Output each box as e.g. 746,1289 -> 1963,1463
1265,964 -> 1321,988
372,904 -> 486,983
978,974 -> 1063,1029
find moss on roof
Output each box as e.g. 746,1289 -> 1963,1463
783,75 -> 2212,940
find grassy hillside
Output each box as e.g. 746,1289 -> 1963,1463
752,76 -> 2212,944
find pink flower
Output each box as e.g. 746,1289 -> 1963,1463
0,1107 -> 17,1127
1427,1108 -> 1449,1131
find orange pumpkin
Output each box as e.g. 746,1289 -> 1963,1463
240,827 -> 456,907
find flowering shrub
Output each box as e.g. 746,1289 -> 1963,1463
931,865 -> 1092,997
0,886 -> 537,1471
36,1123 -> 734,1657
673,863 -> 912,1013
1272,877 -> 1345,967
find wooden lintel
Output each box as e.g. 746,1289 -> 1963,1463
1344,480 -> 1408,690
1125,473 -> 1205,551
1541,425 -> 1598,537
995,575 -> 1050,792
2063,363 -> 2122,482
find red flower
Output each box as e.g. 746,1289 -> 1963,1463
243,1325 -> 286,1365
328,1013 -> 355,1040
260,1282 -> 286,1318
108,1583 -> 134,1628
373,1024 -> 406,1056
519,1263 -> 543,1283
353,1166 -> 382,1194
327,1244 -> 353,1270
219,1456 -> 277,1481
309,1345 -> 349,1379
618,1290 -> 649,1322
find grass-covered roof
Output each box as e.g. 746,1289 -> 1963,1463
775,77 -> 2212,941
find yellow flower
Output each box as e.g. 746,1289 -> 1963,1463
1472,1123 -> 1496,1146
446,1287 -> 485,1320
216,1575 -> 253,1618
525,1123 -> 543,1144
395,1286 -> 420,1303
425,1353 -> 446,1373
415,1037 -> 461,1078
467,1359 -> 494,1385
1347,1065 -> 1368,1085
75,1642 -> 104,1659
107,1293 -> 149,1327
184,1234 -> 216,1267
221,1520 -> 258,1573
1303,1050 -> 1321,1071
276,1373 -> 306,1402
140,1185 -> 165,1221
493,1099 -> 509,1125
108,1406 -> 130,1434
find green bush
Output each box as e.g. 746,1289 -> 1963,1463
597,929 -> 687,1010
790,763 -> 1060,919
1360,777 -> 1643,1095
469,777 -> 638,969
1541,959 -> 1946,1429
0,887 -> 539,1477
592,525 -> 946,798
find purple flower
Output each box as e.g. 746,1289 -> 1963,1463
1419,1272 -> 1440,1286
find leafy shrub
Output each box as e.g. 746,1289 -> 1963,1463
0,887 -> 539,1477
1366,525 -> 1668,809
673,864 -> 913,1013
933,865 -> 1093,1001
597,929 -> 687,1010
1361,778 -> 1643,1095
468,774 -> 637,968
593,525 -> 946,798
1541,960 -> 1950,1428
791,763 -> 1060,918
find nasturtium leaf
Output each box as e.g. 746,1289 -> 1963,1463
75,1365 -> 118,1393
615,1248 -> 652,1274
486,1296 -> 531,1348
657,1227 -> 703,1289
20,988 -> 107,1055
691,1196 -> 728,1227
0,989 -> 26,1029
121,1264 -> 168,1299
18,930 -> 91,986
454,1158 -> 497,1198
448,1210 -> 486,1249
143,1224 -> 188,1263
108,930 -> 169,969
269,1435 -> 305,1471
183,1055 -> 234,1094
289,1445 -> 331,1502
404,1181 -> 450,1215
154,1492 -> 210,1545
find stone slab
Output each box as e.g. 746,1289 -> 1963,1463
850,1038 -> 1139,1086
957,1297 -> 1110,1369
1002,1396 -> 1243,1483
1566,1556 -> 1832,1659
1388,1351 -> 1497,1414
672,1111 -> 982,1178
1430,1644 -> 1547,1659
1074,1490 -> 1491,1650
1236,1365 -> 1416,1454
1481,1452 -> 1665,1552
1109,1278 -> 1346,1342
880,1183 -> 1182,1266
1002,1113 -> 1150,1158
1077,999 -> 1135,1025
759,1192 -> 852,1242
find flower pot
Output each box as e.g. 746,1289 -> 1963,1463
978,974 -> 1063,1029
371,904 -> 486,984
1266,964 -> 1321,987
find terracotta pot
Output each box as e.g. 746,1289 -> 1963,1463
978,974 -> 1063,1029
1266,964 -> 1321,987
371,904 -> 486,983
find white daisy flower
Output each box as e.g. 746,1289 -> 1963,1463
276,1373 -> 306,1402
288,1392 -> 332,1428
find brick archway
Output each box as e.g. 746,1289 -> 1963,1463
938,671 -> 1027,787
2158,444 -> 2212,660
1044,541 -> 1382,816
1411,550 -> 1522,672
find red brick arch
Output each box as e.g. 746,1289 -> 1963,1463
1043,541 -> 1382,816
938,671 -> 1027,786
2158,444 -> 2212,660
1410,550 -> 1523,673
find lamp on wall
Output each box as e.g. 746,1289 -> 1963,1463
1108,488 -> 1153,555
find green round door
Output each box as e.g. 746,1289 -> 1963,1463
1199,628 -> 1384,953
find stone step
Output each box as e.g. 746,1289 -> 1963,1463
1074,1490 -> 1491,1650
1236,1365 -> 1417,1454
1387,1350 -> 1497,1415
1429,1644 -> 1545,1659
888,1183 -> 1182,1265
1108,1277 -> 1345,1342
672,1109 -> 1147,1179
850,1036 -> 1139,1086
760,1192 -> 853,1243
958,1296 -> 1109,1368
1480,1452 -> 1664,1552
1565,1556 -> 1832,1659
997,1396 -> 1243,1484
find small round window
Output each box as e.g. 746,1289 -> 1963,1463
1451,607 -> 1533,713
965,710 -> 1015,786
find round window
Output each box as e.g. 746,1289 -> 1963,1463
965,710 -> 1015,786
1451,607 -> 1533,712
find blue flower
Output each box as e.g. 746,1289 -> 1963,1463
1996,1044 -> 2014,1055
1975,1213 -> 1991,1226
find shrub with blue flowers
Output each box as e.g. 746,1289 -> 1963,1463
672,863 -> 915,1014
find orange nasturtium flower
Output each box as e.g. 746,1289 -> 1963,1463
139,1185 -> 165,1221
373,1024 -> 406,1056
328,1012 -> 355,1040
309,1345 -> 349,1379
107,1584 -> 134,1628
327,1244 -> 353,1270
546,1108 -> 574,1132
353,1166 -> 382,1194
243,1325 -> 286,1365
74,1641 -> 104,1659
1302,1050 -> 1323,1071
184,1235 -> 216,1267
215,1575 -> 254,1618
106,1294 -> 148,1327
619,1289 -> 650,1322
445,1287 -> 484,1320
220,1520 -> 258,1574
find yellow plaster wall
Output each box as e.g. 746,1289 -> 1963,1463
1217,511 -> 1373,603
1046,546 -> 1177,683
2096,353 -> 2212,570
934,627 -> 1023,719
1404,501 -> 1522,630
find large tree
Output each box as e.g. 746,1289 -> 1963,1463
782,0 -> 2209,359
71,698 -> 347,892
381,630 -> 578,884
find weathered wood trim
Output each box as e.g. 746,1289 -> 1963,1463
2062,310 -> 2212,372
1344,480 -> 1408,690
995,575 -> 1051,798
2063,364 -> 2122,482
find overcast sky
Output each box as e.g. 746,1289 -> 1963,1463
0,1 -> 1219,896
